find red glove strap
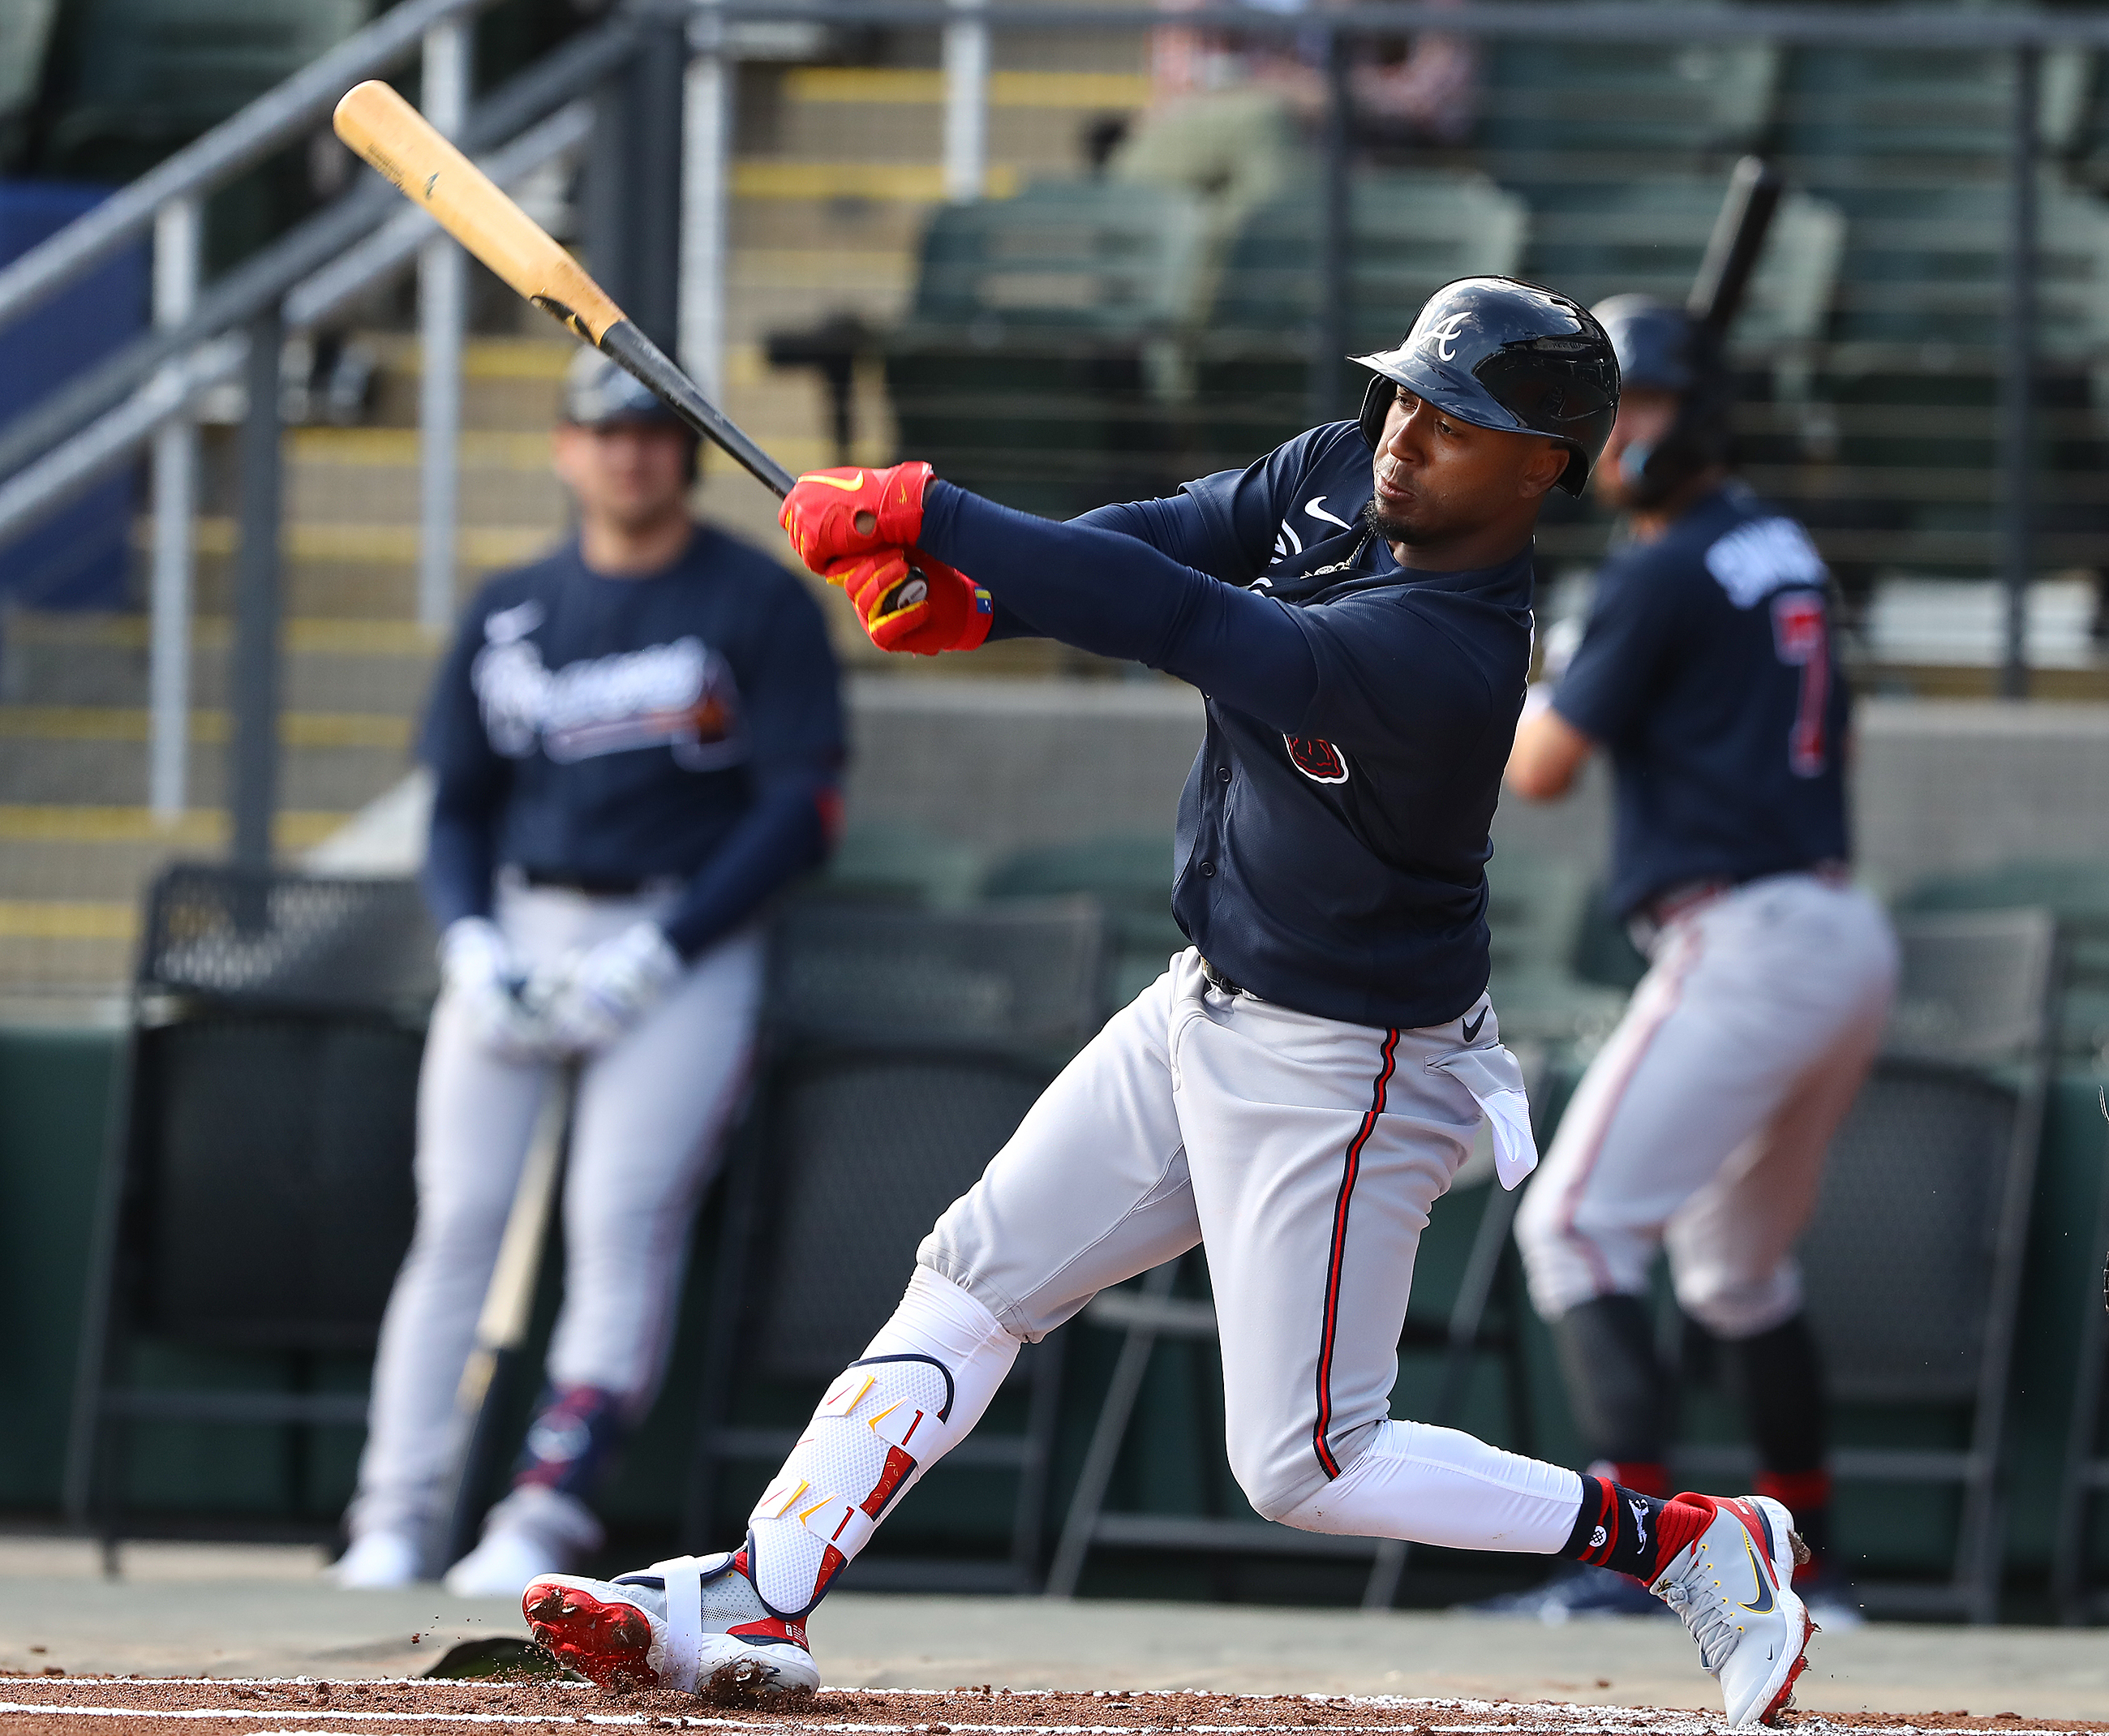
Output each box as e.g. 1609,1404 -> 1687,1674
826,547 -> 993,656
779,461 -> 934,574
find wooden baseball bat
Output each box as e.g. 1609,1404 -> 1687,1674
427,1064 -> 575,1575
333,79 -> 797,499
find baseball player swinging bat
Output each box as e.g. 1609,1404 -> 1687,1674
332,82 -> 927,611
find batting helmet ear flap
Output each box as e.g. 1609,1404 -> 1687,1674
1359,373 -> 1394,451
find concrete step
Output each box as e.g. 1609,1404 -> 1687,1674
0,730 -> 406,812
3,613 -> 440,711
363,335 -> 569,431
0,810 -> 346,898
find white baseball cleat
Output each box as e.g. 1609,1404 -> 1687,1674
523,1549 -> 818,1697
1650,1493 -> 1815,1726
329,1530 -> 420,1588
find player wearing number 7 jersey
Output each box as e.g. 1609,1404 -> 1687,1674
1501,295 -> 1897,1631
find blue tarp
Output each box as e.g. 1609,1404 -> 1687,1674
0,178 -> 148,612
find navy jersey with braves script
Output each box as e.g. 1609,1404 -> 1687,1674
1552,483 -> 1849,920
419,526 -> 844,958
917,420 -> 1533,1030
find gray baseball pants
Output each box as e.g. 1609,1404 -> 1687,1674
912,950 -> 1583,1547
348,882 -> 762,1545
1515,873 -> 1898,1339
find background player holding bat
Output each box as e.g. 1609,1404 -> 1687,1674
519,277 -> 1815,1729
1493,279 -> 1897,1627
330,352 -> 844,1596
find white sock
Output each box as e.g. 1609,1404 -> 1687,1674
745,1267 -> 1020,1613
1275,1418 -> 1585,1553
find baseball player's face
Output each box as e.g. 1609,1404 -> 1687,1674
1592,388 -> 1682,510
552,420 -> 695,537
1369,387 -> 1568,556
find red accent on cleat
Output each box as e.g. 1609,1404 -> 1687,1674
728,1615 -> 809,1648
1758,1610 -> 1815,1725
522,1579 -> 658,1691
1651,1491 -> 1718,1576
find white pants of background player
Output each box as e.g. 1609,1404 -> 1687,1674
741,948 -> 1587,1618
347,880 -> 763,1550
1515,873 -> 1898,1339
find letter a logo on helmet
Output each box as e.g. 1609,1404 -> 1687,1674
1352,276 -> 1621,497
1426,311 -> 1471,361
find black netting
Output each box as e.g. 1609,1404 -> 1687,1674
133,1012 -> 420,1349
140,864 -> 438,1016
768,900 -> 1105,1055
1800,1059 -> 2017,1403
1883,910 -> 2056,1066
750,1051 -> 1050,1381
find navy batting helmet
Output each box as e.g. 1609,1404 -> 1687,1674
1590,293 -> 1733,508
1353,277 -> 1621,497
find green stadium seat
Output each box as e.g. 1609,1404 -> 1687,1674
982,832 -> 1186,1014
1814,175 -> 2109,355
38,0 -> 372,178
810,822 -> 985,911
1190,168 -> 1530,456
1476,9 -> 1780,174
1482,850 -> 1630,1046
1776,44 -> 2091,175
0,0 -> 58,170
1521,177 -> 1845,351
883,179 -> 1209,517
1898,861 -> 2109,1068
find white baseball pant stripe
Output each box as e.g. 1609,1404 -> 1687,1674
347,882 -> 762,1544
1515,874 -> 1898,1339
902,948 -> 1581,1549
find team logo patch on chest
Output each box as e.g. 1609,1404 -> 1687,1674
471,608 -> 746,771
1284,735 -> 1350,784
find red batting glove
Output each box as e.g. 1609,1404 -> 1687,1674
824,546 -> 994,656
778,461 -> 934,574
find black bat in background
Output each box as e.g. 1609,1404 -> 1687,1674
1689,155 -> 1786,333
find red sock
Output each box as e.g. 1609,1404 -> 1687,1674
1561,1478 -> 1712,1581
1647,1493 -> 1716,1578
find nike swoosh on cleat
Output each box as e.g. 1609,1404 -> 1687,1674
801,471 -> 866,491
1462,1009 -> 1487,1042
1737,1535 -> 1776,1614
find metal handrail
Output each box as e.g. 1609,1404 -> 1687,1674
705,2 -> 2109,49
0,99 -> 596,550
0,0 -> 509,337
0,19 -> 638,496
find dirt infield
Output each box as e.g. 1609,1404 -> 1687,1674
1,1678 -> 2103,1736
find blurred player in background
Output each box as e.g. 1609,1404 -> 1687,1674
331,352 -> 844,1596
1495,295 -> 1896,1627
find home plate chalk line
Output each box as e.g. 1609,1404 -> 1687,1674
0,1689 -> 2094,1736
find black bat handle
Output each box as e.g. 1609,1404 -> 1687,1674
1689,156 -> 1785,334
598,319 -> 798,498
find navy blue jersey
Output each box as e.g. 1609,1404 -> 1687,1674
1552,483 -> 1850,919
419,526 -> 844,957
920,421 -> 1533,1030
